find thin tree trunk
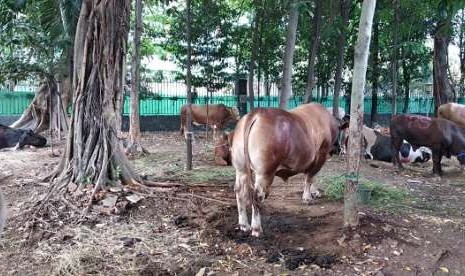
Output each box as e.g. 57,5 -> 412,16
332,0 -> 349,118
345,0 -> 376,227
49,0 -> 139,196
402,56 -> 410,114
390,0 -> 399,116
185,0 -> 193,170
248,0 -> 262,111
370,13 -> 379,126
126,0 -> 147,156
279,0 -> 299,109
459,10 -> 464,95
433,18 -> 454,114
303,0 -> 323,104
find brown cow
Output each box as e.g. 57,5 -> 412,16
390,114 -> 465,175
438,103 -> 465,128
231,103 -> 339,237
214,131 -> 233,166
180,104 -> 240,139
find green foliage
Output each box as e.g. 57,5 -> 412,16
0,0 -> 80,84
318,175 -> 408,207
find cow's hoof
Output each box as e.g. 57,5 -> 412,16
251,228 -> 263,237
302,196 -> 315,205
239,224 -> 251,232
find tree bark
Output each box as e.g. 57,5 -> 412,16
126,0 -> 147,157
345,0 -> 376,228
185,0 -> 193,170
460,9 -> 465,93
49,0 -> 139,196
332,0 -> 349,118
433,18 -> 454,114
248,0 -> 262,111
402,56 -> 410,114
10,77 -> 70,134
279,0 -> 299,109
390,0 -> 399,116
303,0 -> 323,104
370,13 -> 379,126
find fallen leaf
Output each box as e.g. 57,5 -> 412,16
195,267 -> 206,276
439,267 -> 449,273
126,194 -> 144,204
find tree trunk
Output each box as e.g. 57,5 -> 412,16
460,9 -> 465,93
10,77 -> 70,134
370,13 -> 379,126
126,0 -> 147,157
279,0 -> 299,109
433,18 -> 454,114
332,0 -> 349,118
402,56 -> 410,114
303,0 -> 323,104
345,0 -> 376,228
390,0 -> 399,116
248,0 -> 262,111
49,0 -> 139,197
185,0 -> 193,170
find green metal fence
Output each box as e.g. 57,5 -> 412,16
0,90 -> 452,116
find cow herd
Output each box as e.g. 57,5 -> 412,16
181,102 -> 465,237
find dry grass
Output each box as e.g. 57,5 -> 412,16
33,218 -> 206,275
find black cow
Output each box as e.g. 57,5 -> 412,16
370,132 -> 431,163
0,124 -> 47,149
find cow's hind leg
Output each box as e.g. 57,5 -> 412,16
234,170 -> 250,232
251,174 -> 273,237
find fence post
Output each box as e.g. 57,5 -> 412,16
235,78 -> 248,116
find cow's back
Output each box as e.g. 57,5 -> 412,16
232,104 -> 338,175
438,103 -> 465,128
292,103 -> 339,153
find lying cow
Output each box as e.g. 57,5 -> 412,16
368,132 -> 431,163
390,115 -> 465,175
214,131 -> 233,166
438,103 -> 465,128
180,104 -> 240,139
231,103 -> 338,237
0,124 -> 47,150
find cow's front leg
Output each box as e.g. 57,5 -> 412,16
234,171 -> 250,232
391,138 -> 404,171
432,151 -> 443,176
302,173 -> 320,204
251,203 -> 263,237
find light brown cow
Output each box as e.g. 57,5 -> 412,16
214,131 -> 233,166
231,103 -> 339,237
438,103 -> 465,128
180,104 -> 240,139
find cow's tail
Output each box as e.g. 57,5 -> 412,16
243,111 -> 259,204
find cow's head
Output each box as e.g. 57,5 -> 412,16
457,151 -> 465,165
214,131 -> 232,166
229,107 -> 241,122
17,130 -> 47,149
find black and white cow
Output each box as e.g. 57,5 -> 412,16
368,131 -> 431,163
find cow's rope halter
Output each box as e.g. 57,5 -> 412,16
457,151 -> 465,159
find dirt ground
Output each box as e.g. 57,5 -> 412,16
0,131 -> 464,275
